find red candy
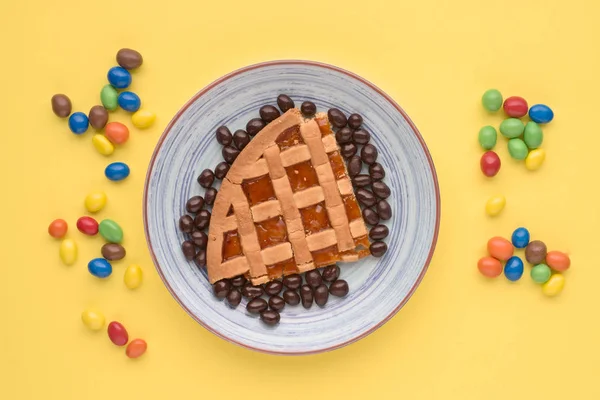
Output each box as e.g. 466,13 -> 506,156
76,216 -> 99,236
126,338 -> 148,358
107,321 -> 129,346
503,96 -> 528,118
48,219 -> 68,238
480,151 -> 501,177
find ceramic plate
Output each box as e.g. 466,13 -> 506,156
144,60 -> 440,355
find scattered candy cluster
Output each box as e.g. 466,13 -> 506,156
81,311 -> 147,359
478,227 -> 570,297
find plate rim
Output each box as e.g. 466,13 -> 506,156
143,59 -> 441,355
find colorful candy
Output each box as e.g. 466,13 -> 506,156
530,264 -> 551,284
487,237 -> 514,261
77,216 -> 99,236
105,162 -> 130,181
503,96 -> 528,118
508,138 -> 528,160
51,94 -> 72,118
481,89 -> 503,112
59,239 -> 78,266
126,339 -> 147,358
480,151 -> 501,177
118,91 -> 141,112
101,85 -> 118,111
478,126 -> 497,150
546,251 -> 571,272
485,195 -> 506,217
504,256 -> 524,281
116,48 -> 144,70
68,112 -> 89,134
525,149 -> 546,171
529,104 -> 554,124
84,191 -> 107,213
511,227 -> 530,249
523,121 -> 543,149
89,105 -> 109,130
92,134 -> 115,156
499,118 -> 525,138
48,219 -> 68,238
99,219 -> 124,243
107,321 -> 129,346
105,122 -> 130,145
81,309 -> 106,331
525,240 -> 547,264
107,66 -> 132,89
131,109 -> 156,129
542,274 -> 565,297
88,258 -> 113,278
477,257 -> 503,278
124,264 -> 143,289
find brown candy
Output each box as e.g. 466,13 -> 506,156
233,129 -> 250,150
222,145 -> 240,164
370,241 -> 388,257
277,94 -> 295,112
369,224 -> 389,240
356,188 -> 377,207
181,241 -> 196,260
335,127 -> 353,144
369,163 -> 385,181
186,196 -> 204,213
264,280 -> 283,296
230,275 -> 247,287
305,270 -> 323,288
372,181 -> 391,199
329,280 -> 349,297
314,284 -> 329,306
191,231 -> 208,249
213,279 -> 231,299
525,240 -> 547,264
197,169 -> 215,188
215,126 -> 232,146
268,295 -> 285,311
259,105 -> 281,123
214,162 -> 230,180
226,288 -> 242,307
321,265 -> 340,282
377,199 -> 392,220
352,174 -> 372,188
179,215 -> 194,233
363,208 -> 380,226
347,155 -> 362,178
116,48 -> 143,70
194,250 -> 207,267
283,274 -> 302,290
300,284 -> 314,309
51,94 -> 72,118
246,118 -> 265,136
89,105 -> 108,130
341,143 -> 358,159
347,113 -> 363,129
260,309 -> 280,325
204,187 -> 217,206
247,298 -> 268,314
300,101 -> 316,116
283,289 -> 300,305
101,243 -> 126,261
361,144 -> 378,164
241,283 -> 264,299
353,129 -> 371,145
328,108 -> 347,128
194,210 -> 211,230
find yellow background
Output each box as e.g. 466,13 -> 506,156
1,0 -> 599,398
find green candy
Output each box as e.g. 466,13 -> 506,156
481,89 -> 503,112
531,263 -> 551,284
508,138 -> 528,160
523,121 -> 543,149
99,219 -> 123,243
101,85 -> 118,111
500,118 -> 525,138
478,126 -> 497,150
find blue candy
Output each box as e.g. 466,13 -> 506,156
511,227 -> 530,249
528,104 -> 554,124
105,162 -> 130,181
68,112 -> 89,134
88,258 -> 113,278
504,256 -> 524,281
107,66 -> 132,89
118,91 -> 141,112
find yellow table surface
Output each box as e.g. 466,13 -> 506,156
2,0 -> 599,398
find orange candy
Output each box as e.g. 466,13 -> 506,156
48,219 -> 68,238
477,257 -> 503,278
487,237 -> 514,261
546,251 -> 571,272
126,338 -> 147,359
105,122 -> 129,145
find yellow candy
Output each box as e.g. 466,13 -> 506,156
131,109 -> 156,129
124,264 -> 143,289
84,191 -> 107,213
542,274 -> 565,297
485,195 -> 506,217
81,309 -> 105,331
525,148 -> 546,171
59,239 -> 77,266
92,134 -> 115,156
